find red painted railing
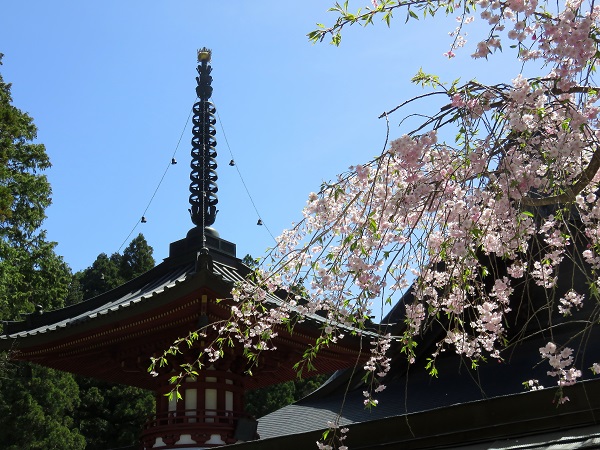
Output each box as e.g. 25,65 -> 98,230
141,409 -> 253,448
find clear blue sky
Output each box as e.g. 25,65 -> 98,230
1,1 -> 521,273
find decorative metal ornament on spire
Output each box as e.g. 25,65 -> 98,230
189,48 -> 218,228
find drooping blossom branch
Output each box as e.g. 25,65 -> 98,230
158,1 -> 600,434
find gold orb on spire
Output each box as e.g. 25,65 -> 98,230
197,47 -> 212,62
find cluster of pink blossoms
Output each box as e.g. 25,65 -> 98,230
446,0 -> 600,91
539,342 -> 582,402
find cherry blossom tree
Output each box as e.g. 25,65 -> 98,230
155,0 -> 600,433
281,0 -> 600,384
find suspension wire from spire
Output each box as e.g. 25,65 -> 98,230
116,100 -> 196,253
117,51 -> 276,255
213,104 -> 276,244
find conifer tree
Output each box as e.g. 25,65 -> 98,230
72,234 -> 156,450
0,52 -> 85,449
0,53 -> 70,323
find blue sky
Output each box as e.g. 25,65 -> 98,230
1,1 -> 523,273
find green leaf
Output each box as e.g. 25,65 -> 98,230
368,217 -> 378,233
331,32 -> 342,46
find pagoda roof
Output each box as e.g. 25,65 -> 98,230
1,258 -> 231,344
0,250 -> 372,349
0,228 -> 254,341
0,232 -> 376,389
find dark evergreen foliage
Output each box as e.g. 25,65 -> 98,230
71,233 -> 156,449
120,234 -> 154,281
0,53 -> 85,449
0,362 -> 86,449
244,374 -> 329,418
0,53 -> 71,324
75,377 -> 155,450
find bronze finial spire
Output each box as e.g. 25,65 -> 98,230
189,48 -> 218,228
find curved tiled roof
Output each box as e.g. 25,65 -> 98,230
0,248 -> 254,345
0,247 -> 374,355
1,262 -> 194,341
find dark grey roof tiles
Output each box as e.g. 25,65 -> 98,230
257,320 -> 600,441
0,261 -> 196,341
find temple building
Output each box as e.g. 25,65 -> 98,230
0,49 -> 367,449
2,50 -> 600,450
